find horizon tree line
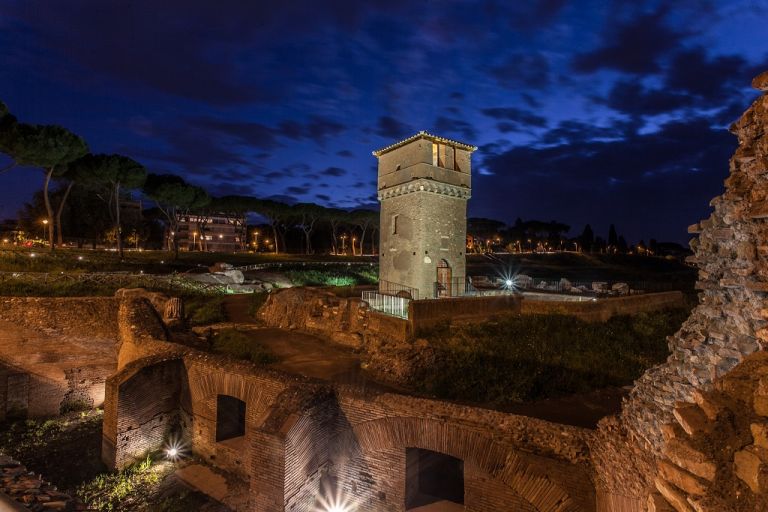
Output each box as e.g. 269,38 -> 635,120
0,100 -> 380,258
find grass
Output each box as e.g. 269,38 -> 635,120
413,308 -> 689,405
285,264 -> 378,287
77,456 -> 162,512
0,410 -> 105,492
211,328 -> 278,364
0,246 -> 375,273
185,295 -> 227,325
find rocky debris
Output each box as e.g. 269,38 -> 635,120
611,282 -> 630,295
259,287 -> 365,348
0,455 -> 90,511
648,353 -> 768,510
115,288 -> 184,328
594,72 -> 768,504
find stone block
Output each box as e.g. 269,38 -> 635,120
691,390 -> 721,420
753,423 -> 768,449
755,395 -> 768,417
654,478 -> 694,512
648,492 -> 677,512
664,439 -> 716,481
658,460 -> 708,495
734,446 -> 768,493
673,403 -> 712,436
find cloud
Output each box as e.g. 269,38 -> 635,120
481,107 -> 548,130
192,118 -> 281,149
573,10 -> 684,74
476,116 -> 735,243
336,149 -> 354,157
278,116 -> 346,142
286,186 -> 310,195
434,116 -> 477,141
375,115 -> 411,139
321,166 -> 347,177
315,193 -> 331,201
489,52 -> 551,88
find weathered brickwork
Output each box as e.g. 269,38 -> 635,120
593,72 -> 768,509
0,297 -> 120,420
375,133 -> 475,299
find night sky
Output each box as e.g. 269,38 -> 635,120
1,1 -> 766,244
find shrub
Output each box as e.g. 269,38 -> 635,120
211,328 -> 278,364
185,296 -> 226,325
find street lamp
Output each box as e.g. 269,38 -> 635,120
192,231 -> 198,251
253,230 -> 260,251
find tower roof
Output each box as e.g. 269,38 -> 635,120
372,130 -> 477,157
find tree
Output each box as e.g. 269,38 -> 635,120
323,207 -> 348,255
608,224 -> 618,250
295,203 -> 324,254
67,154 -> 146,258
349,209 -> 379,255
578,224 -> 594,252
0,101 -> 20,174
210,195 -> 252,251
251,199 -> 290,254
143,174 -> 210,259
4,124 -> 88,250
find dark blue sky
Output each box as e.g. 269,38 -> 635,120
1,0 -> 766,243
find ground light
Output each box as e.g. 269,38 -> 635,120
315,488 -> 355,512
164,437 -> 186,462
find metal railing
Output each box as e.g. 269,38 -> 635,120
362,290 -> 410,319
378,279 -> 419,300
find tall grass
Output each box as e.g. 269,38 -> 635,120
414,308 -> 688,404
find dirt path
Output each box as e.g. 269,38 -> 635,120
222,295 -> 256,324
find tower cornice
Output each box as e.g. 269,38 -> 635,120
377,178 -> 471,201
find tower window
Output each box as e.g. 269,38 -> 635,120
392,214 -> 399,235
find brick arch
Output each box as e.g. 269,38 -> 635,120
185,363 -> 285,422
348,416 -> 578,512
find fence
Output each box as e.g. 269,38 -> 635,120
378,279 -> 419,300
0,271 -> 233,295
362,290 -> 410,319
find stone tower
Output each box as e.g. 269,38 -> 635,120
373,131 -> 476,299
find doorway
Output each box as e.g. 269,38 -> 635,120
436,259 -> 452,298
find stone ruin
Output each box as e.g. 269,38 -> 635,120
1,73 -> 768,512
591,71 -> 768,511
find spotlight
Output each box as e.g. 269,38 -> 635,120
505,279 -> 513,287
327,506 -> 349,512
164,438 -> 185,461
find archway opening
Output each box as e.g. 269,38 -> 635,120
436,259 -> 452,298
215,394 -> 245,442
405,448 -> 464,510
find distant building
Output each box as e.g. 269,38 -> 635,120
373,131 -> 476,299
175,213 -> 245,253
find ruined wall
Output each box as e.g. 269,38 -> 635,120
258,287 -> 366,348
0,296 -> 120,420
521,291 -> 685,323
328,387 -> 595,512
593,72 -> 768,509
409,294 -> 521,332
0,296 -> 119,338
